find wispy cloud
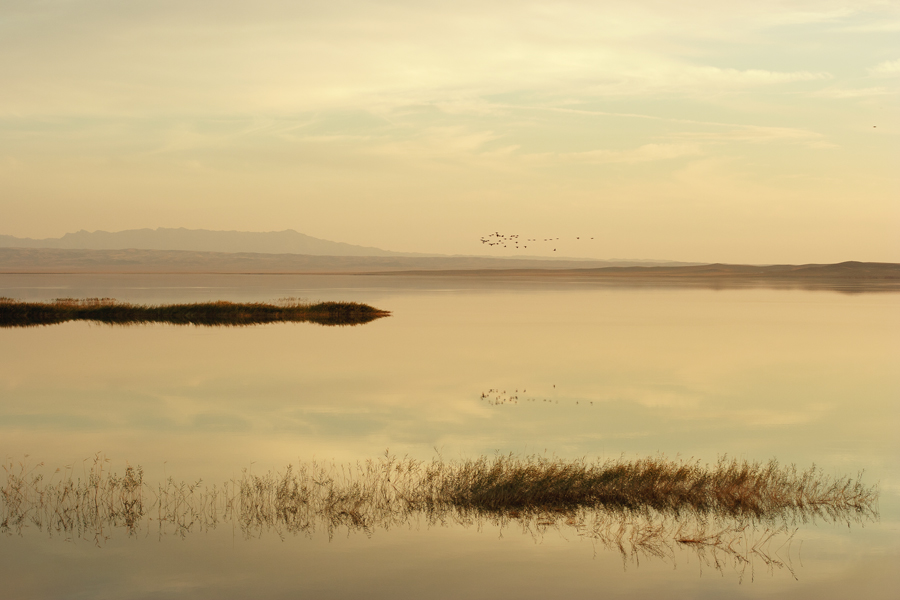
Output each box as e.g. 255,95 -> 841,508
766,7 -> 856,26
868,58 -> 900,76
527,143 -> 704,165
813,87 -> 894,98
833,20 -> 900,33
682,67 -> 831,86
0,1 -> 849,117
672,125 -> 833,148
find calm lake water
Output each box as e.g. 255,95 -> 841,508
1,274 -> 898,599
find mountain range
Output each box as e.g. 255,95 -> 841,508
0,228 -> 424,257
0,228 -> 692,266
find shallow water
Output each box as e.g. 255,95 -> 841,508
1,274 -> 898,599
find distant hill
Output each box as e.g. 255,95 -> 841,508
0,228 -> 696,266
0,248 -> 685,273
0,228 -> 422,257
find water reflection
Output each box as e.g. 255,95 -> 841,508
2,454 -> 877,581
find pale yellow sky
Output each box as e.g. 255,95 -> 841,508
1,0 -> 898,262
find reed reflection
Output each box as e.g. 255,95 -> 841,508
2,454 -> 877,578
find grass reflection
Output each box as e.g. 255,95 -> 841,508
2,454 -> 877,576
0,297 -> 390,327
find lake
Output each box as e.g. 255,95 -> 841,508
1,273 -> 897,599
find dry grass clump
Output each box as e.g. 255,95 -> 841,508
425,454 -> 876,521
0,297 -> 390,327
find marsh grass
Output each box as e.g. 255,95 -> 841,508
428,454 -> 876,521
0,297 -> 390,327
1,454 -> 877,574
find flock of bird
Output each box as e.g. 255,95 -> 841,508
480,232 -> 595,252
480,386 -> 594,408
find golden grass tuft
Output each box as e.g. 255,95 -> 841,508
426,454 -> 876,520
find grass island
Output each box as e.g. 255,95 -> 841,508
0,297 -> 390,327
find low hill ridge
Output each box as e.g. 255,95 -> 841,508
0,248 -> 684,273
0,228 -> 697,266
0,227 -> 425,257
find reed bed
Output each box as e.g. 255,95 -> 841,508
2,453 -> 877,570
0,297 -> 390,327
425,454 -> 876,521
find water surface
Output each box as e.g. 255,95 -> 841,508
1,274 -> 897,599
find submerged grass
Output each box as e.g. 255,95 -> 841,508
2,453 -> 877,576
0,297 -> 390,327
2,454 -> 876,537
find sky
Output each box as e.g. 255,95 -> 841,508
0,0 -> 898,263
